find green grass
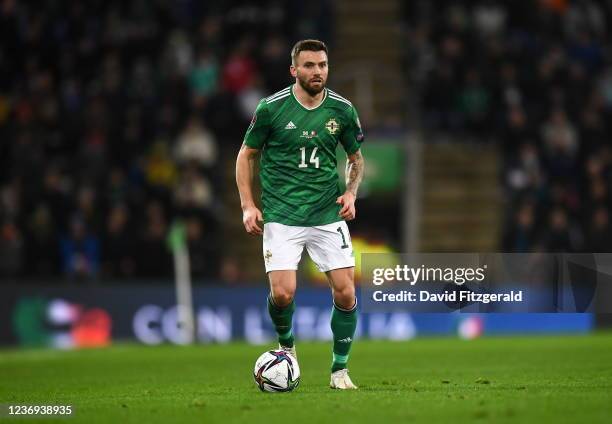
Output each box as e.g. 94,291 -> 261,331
1,334 -> 611,423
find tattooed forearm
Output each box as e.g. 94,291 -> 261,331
345,150 -> 365,196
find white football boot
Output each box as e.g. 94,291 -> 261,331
279,344 -> 297,360
330,369 -> 358,389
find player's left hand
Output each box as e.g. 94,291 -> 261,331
336,192 -> 356,221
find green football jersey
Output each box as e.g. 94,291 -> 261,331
243,85 -> 365,226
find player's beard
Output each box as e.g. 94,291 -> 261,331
297,74 -> 326,96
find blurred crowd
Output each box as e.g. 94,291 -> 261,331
0,0 -> 332,280
406,0 -> 612,252
8,0 -> 606,282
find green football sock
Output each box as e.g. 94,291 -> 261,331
267,293 -> 295,348
331,300 -> 357,372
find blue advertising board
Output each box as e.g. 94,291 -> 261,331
0,285 -> 594,348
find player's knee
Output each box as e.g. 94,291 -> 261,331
333,285 -> 355,308
271,290 -> 295,307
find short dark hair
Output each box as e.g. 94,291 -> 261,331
291,39 -> 328,66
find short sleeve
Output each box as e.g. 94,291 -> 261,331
243,100 -> 271,149
339,105 -> 365,155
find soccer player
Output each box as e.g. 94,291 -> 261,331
236,39 -> 365,389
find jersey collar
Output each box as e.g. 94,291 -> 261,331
291,84 -> 327,111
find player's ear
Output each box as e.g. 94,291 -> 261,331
289,65 -> 297,78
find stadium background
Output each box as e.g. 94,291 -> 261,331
1,0 -> 612,348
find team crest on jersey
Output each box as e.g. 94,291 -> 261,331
325,118 -> 340,134
300,130 -> 317,139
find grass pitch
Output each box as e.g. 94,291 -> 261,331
1,334 -> 611,423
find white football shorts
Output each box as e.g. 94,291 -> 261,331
262,221 -> 355,273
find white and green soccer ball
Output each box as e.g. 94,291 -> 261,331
253,350 -> 300,392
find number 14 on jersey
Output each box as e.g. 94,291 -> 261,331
299,146 -> 320,169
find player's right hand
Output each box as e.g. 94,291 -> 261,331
242,206 -> 263,235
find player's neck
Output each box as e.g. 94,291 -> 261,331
293,83 -> 325,109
